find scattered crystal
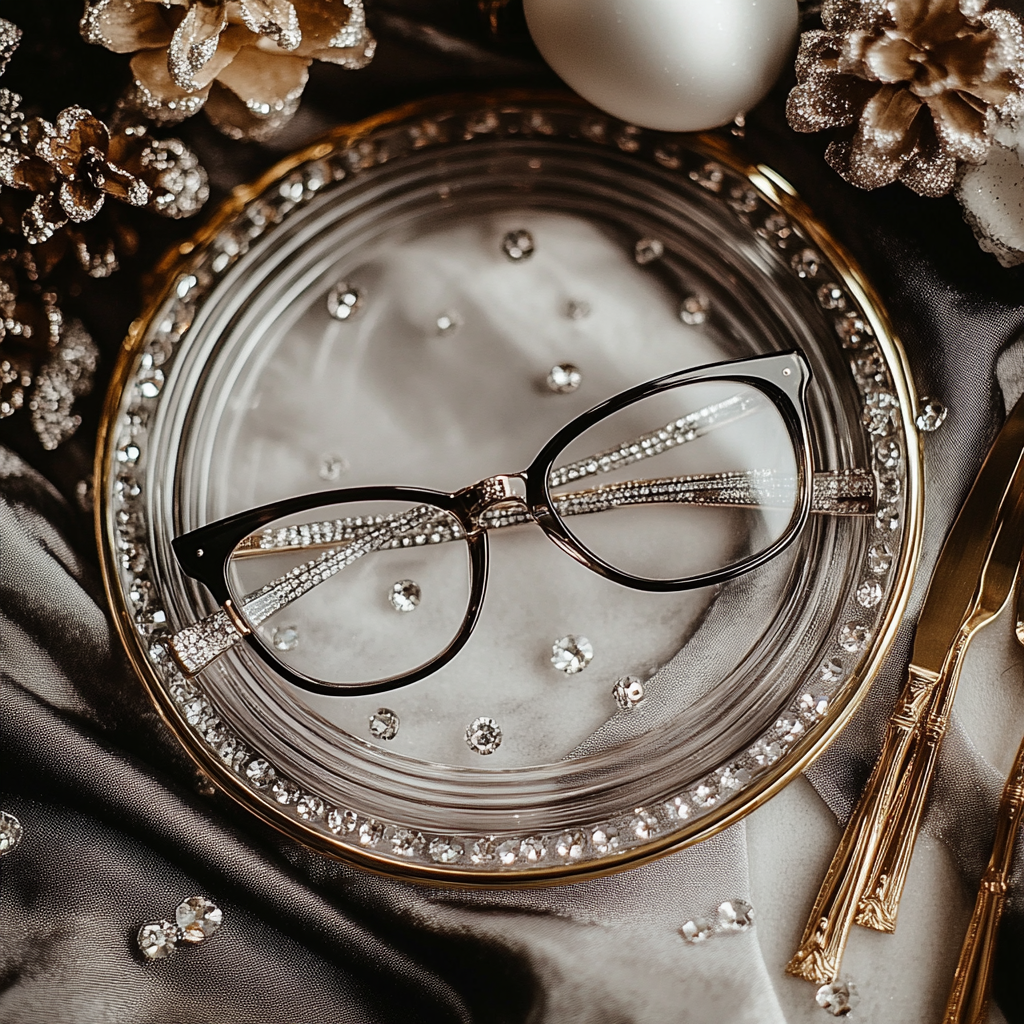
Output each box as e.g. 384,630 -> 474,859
878,473 -> 901,503
839,623 -> 870,652
816,979 -> 860,1016
319,454 -> 349,481
117,442 -> 141,464
853,351 -> 885,383
175,897 -> 222,944
358,819 -> 384,846
554,830 -> 587,860
496,839 -> 519,865
138,368 -> 164,399
798,693 -> 830,719
654,143 -> 683,169
817,283 -> 846,310
717,765 -> 752,791
875,439 -> 901,468
546,363 -> 582,394
776,716 -> 805,744
0,812 -> 22,855
551,635 -> 593,674
836,314 -> 873,349
750,738 -> 782,766
328,808 -> 358,834
690,162 -> 725,191
664,796 -> 691,821
296,795 -> 325,821
271,779 -> 299,804
612,676 -> 645,709
137,920 -> 178,960
369,708 -> 400,741
631,808 -> 659,840
916,398 -> 947,432
391,829 -> 425,857
271,625 -> 299,652
861,392 -> 899,436
820,660 -> 844,684
502,229 -> 534,261
435,311 -> 462,336
519,836 -> 545,862
868,543 -> 893,575
565,299 -> 591,320
791,248 -> 821,278
389,579 -> 421,612
717,899 -> 754,931
327,282 -> 362,320
876,506 -> 900,532
857,580 -> 883,608
591,825 -> 620,854
634,237 -> 664,264
470,837 -> 497,865
680,917 -> 715,943
244,757 -> 276,786
614,125 -> 642,151
465,717 -> 502,755
679,294 -> 709,325
428,837 -> 464,864
727,185 -> 759,213
692,781 -> 719,807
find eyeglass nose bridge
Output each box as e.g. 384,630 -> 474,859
455,473 -> 530,530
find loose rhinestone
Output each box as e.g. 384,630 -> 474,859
470,837 -> 497,865
591,824 -> 620,854
857,580 -> 883,608
465,716 -> 502,755
680,917 -> 715,943
389,579 -> 421,612
428,837 -> 464,864
357,820 -> 384,846
271,625 -> 299,651
327,281 -> 362,320
875,438 -> 901,468
369,708 -> 400,741
717,899 -> 754,931
565,299 -> 590,320
612,676 -> 645,709
634,237 -> 664,264
296,795 -> 325,821
319,454 -> 349,481
916,398 -> 947,432
546,363 -> 582,394
271,779 -> 299,804
679,294 -> 709,325
798,693 -> 830,719
327,808 -> 358,834
0,812 -> 23,855
551,635 -> 593,674
791,248 -> 821,278
391,829 -> 425,857
137,920 -> 178,960
493,840 -> 519,865
868,543 -> 893,575
817,283 -> 846,310
435,311 -> 462,336
554,830 -> 587,860
631,808 -> 659,840
519,836 -> 545,862
820,660 -> 844,684
502,229 -> 534,261
816,979 -> 860,1016
839,623 -> 870,652
245,757 -> 278,786
175,897 -> 222,944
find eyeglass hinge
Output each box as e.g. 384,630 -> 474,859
222,599 -> 252,637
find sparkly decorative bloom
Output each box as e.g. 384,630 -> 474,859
81,0 -> 376,140
787,0 -> 1024,196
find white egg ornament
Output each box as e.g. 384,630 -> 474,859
523,0 -> 799,132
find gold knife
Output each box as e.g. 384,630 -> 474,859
787,394 -> 1024,985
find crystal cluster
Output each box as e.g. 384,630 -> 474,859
137,897 -> 222,960
551,635 -> 594,674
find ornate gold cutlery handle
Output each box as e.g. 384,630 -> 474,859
943,730 -> 1024,1024
785,664 -> 939,984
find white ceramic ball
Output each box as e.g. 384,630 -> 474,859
523,0 -> 799,132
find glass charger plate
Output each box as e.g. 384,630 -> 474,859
97,91 -> 922,883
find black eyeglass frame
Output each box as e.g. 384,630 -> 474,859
171,350 -> 813,696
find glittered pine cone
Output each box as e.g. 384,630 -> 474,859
787,0 -> 1024,196
81,0 -> 376,140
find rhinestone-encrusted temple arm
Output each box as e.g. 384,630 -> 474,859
168,505 -> 437,675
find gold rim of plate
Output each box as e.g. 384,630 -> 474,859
95,88 -> 924,886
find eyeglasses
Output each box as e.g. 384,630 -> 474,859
167,351 -> 872,695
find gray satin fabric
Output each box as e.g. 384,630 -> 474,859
4,6 -> 1024,1022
